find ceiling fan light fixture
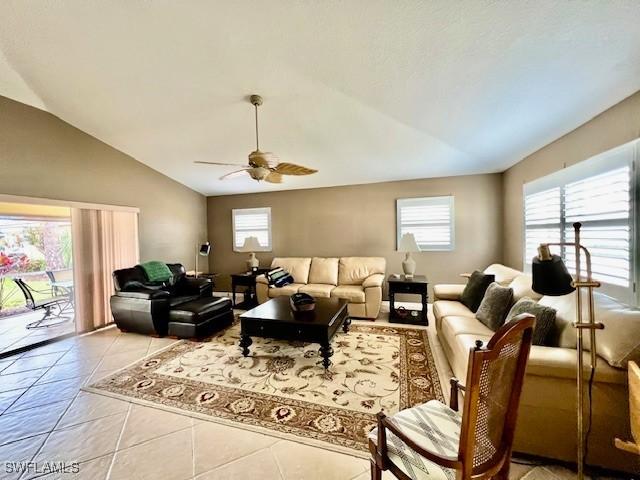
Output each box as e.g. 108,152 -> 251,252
248,166 -> 271,181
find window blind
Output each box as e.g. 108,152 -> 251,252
523,139 -> 637,305
396,196 -> 454,251
232,207 -> 272,251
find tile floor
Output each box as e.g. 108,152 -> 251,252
0,310 -> 75,356
0,302 -> 622,479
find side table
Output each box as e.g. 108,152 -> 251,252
387,274 -> 429,325
231,268 -> 270,309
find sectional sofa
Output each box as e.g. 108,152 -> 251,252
256,257 -> 386,319
433,264 -> 639,473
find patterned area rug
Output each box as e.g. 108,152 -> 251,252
85,322 -> 444,457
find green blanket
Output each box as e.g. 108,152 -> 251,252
139,261 -> 173,283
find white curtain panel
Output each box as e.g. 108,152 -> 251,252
71,208 -> 139,333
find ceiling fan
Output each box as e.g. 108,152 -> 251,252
194,95 -> 318,183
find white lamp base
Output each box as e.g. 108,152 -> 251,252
402,252 -> 416,278
246,252 -> 259,271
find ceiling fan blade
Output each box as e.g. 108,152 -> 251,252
264,172 -> 283,184
195,161 -> 248,167
219,169 -> 250,180
273,162 -> 318,176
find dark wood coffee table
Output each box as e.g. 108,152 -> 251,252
238,297 -> 350,369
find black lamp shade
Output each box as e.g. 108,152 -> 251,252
531,254 -> 575,296
199,242 -> 211,256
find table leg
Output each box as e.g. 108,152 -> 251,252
389,291 -> 395,318
319,342 -> 334,369
239,334 -> 252,357
422,292 -> 429,325
232,282 -> 237,307
342,316 -> 352,333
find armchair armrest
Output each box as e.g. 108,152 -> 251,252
362,273 -> 384,288
256,274 -> 268,285
115,288 -> 170,300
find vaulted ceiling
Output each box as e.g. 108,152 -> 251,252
1,1 -> 639,195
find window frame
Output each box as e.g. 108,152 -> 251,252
396,195 -> 455,252
522,138 -> 639,306
231,207 -> 272,252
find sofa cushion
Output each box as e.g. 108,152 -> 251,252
475,283 -> 514,331
441,315 -> 494,340
433,284 -> 465,301
298,283 -> 334,298
526,345 -> 627,385
330,285 -> 365,303
308,257 -> 339,285
448,333 -> 493,380
460,271 -> 495,312
483,264 -> 522,286
271,258 -> 312,284
509,274 -> 542,302
506,297 -> 556,346
267,283 -> 304,297
433,300 -> 475,321
338,257 -> 385,285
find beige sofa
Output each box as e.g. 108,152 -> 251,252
256,257 -> 386,319
433,264 -> 639,473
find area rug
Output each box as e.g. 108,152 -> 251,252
84,322 -> 444,457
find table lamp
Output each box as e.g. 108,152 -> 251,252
531,222 -> 604,480
398,233 -> 420,278
241,236 -> 262,271
194,242 -> 211,279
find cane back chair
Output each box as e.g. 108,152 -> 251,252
369,313 -> 535,480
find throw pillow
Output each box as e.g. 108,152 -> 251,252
475,283 -> 514,331
139,261 -> 173,283
267,267 -> 294,288
506,297 -> 557,346
460,271 -> 496,312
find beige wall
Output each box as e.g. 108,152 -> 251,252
0,96 -> 207,268
502,91 -> 640,269
207,174 -> 503,297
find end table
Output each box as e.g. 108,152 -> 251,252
231,268 -> 270,309
387,274 -> 429,325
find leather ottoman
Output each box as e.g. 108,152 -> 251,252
167,296 -> 234,339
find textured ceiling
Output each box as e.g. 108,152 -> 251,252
1,1 -> 639,196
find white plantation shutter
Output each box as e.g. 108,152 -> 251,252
524,187 -> 561,265
396,196 -> 454,251
232,207 -> 272,251
523,139 -> 638,305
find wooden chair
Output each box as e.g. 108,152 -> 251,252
369,313 -> 535,480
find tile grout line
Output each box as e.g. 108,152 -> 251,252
104,402 -> 133,480
269,441 -> 287,480
191,421 -> 196,478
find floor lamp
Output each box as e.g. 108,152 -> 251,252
531,222 -> 604,480
194,242 -> 211,278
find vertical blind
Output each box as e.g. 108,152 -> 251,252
523,139 -> 637,305
232,207 -> 272,251
396,196 -> 455,251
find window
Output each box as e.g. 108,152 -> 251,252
523,138 -> 638,305
396,196 -> 455,251
232,207 -> 272,252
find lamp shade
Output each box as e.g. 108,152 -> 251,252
199,242 -> 211,256
532,254 -> 575,296
398,233 -> 420,253
240,236 -> 262,252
